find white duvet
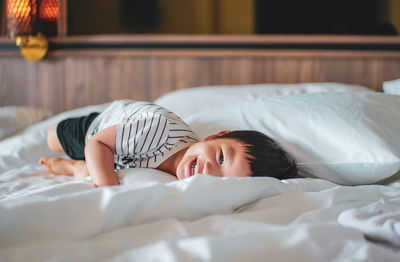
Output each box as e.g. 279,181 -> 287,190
1,103 -> 400,262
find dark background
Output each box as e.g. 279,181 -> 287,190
0,0 -> 398,36
255,0 -> 397,35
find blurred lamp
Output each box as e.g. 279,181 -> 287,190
6,0 -> 59,61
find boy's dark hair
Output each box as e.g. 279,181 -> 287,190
220,130 -> 298,180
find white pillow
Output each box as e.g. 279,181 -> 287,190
383,79 -> 400,95
0,106 -> 51,140
154,83 -> 373,119
185,92 -> 400,185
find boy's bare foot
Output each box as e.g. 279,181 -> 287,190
39,157 -> 89,180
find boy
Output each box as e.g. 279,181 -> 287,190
39,100 -> 297,186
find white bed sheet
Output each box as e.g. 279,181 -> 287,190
1,101 -> 400,262
1,170 -> 400,262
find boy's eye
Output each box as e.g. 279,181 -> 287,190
219,150 -> 224,165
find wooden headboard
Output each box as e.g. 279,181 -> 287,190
1,35 -> 400,113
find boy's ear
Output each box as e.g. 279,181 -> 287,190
204,130 -> 230,141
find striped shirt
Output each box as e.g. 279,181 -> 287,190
85,100 -> 199,170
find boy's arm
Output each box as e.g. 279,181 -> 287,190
84,125 -> 119,186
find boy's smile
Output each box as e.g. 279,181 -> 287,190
176,136 -> 253,180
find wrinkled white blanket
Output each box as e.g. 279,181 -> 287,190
338,200 -> 400,246
1,104 -> 400,262
1,169 -> 400,262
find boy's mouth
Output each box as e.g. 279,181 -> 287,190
189,158 -> 197,177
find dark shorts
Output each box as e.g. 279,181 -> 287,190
56,112 -> 100,160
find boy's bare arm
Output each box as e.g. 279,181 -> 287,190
85,125 -> 119,186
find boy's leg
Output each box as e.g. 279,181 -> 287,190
41,114 -> 100,180
39,157 -> 90,180
47,123 -> 65,153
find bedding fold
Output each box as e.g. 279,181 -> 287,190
1,175 -> 400,262
0,176 -> 294,247
338,199 -> 400,246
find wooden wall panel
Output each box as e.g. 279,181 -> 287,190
1,54 -> 400,114
0,58 -> 65,112
107,58 -> 150,102
63,57 -> 150,110
185,58 -> 213,86
383,59 -> 400,82
272,59 -> 303,83
64,58 -> 94,109
148,58 -> 177,100
2,58 -> 34,108
0,59 -> 8,106
37,59 -> 65,113
313,59 -> 379,88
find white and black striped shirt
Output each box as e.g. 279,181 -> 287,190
85,100 -> 199,170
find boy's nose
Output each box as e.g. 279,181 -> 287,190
202,161 -> 215,176
202,161 -> 211,175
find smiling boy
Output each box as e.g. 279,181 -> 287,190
39,100 -> 297,186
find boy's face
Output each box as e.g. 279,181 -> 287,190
176,132 -> 252,180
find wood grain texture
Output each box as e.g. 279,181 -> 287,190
0,57 -> 65,112
58,0 -> 68,36
1,52 -> 400,114
45,34 -> 400,44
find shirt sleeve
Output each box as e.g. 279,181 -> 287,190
115,112 -> 169,156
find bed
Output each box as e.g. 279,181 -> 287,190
1,82 -> 400,262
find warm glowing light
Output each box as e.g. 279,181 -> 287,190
7,0 -> 36,19
6,0 -> 37,36
6,0 -> 59,21
39,0 -> 59,22
6,0 -> 59,37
